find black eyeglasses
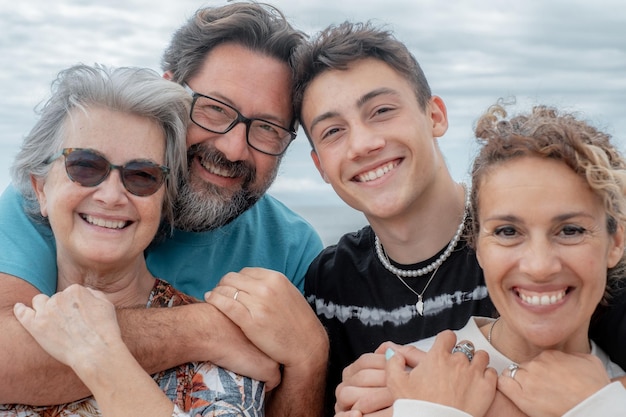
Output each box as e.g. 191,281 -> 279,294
47,148 -> 170,197
184,84 -> 296,156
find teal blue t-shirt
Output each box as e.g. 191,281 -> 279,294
0,184 -> 323,299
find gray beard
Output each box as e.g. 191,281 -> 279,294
172,179 -> 261,232
172,156 -> 279,232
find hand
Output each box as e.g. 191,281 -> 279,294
335,342 -> 422,415
193,302 -> 282,389
498,350 -> 611,417
206,267 -> 328,371
13,284 -> 124,370
386,330 -> 497,417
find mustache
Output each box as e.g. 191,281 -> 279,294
187,143 -> 256,184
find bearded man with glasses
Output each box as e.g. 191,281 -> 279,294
0,3 -> 328,417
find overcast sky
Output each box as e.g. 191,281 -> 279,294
1,0 -> 625,207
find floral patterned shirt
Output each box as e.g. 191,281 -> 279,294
0,279 -> 265,417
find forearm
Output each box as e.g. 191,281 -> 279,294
117,304 -> 211,374
0,274 -> 91,404
76,342 -> 174,417
266,338 -> 329,417
0,277 -> 213,405
0,306 -> 205,405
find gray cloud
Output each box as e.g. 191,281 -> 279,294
1,0 -> 624,204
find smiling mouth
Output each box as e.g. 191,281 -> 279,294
198,157 -> 237,178
82,214 -> 128,229
515,288 -> 569,306
354,160 -> 399,183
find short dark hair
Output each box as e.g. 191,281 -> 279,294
293,21 -> 432,140
161,2 -> 305,82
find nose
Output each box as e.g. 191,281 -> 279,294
518,236 -> 562,280
92,169 -> 129,205
212,122 -> 251,162
346,123 -> 385,160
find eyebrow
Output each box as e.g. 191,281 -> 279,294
482,211 -> 595,224
308,87 -> 399,133
187,83 -> 289,127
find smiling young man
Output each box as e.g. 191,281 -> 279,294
293,21 -> 495,415
0,4 -> 327,416
294,21 -> 626,417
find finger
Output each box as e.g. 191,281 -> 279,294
485,366 -> 499,384
210,284 -> 240,300
470,349 -> 490,369
13,302 -> 35,327
352,387 -> 394,414
85,286 -> 108,301
431,330 -> 457,355
217,269 -> 272,292
497,372 -> 522,399
206,285 -> 252,326
385,350 -> 407,372
502,363 -> 523,382
395,345 -> 427,368
343,367 -> 387,387
31,293 -> 51,311
343,353 -> 388,379
335,383 -> 361,412
385,352 -> 409,392
334,411 -> 362,417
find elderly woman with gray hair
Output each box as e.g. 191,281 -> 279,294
1,64 -> 265,416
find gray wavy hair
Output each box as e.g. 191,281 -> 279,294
10,63 -> 190,227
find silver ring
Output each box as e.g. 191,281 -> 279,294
451,340 -> 475,362
508,363 -> 519,379
233,290 -> 240,301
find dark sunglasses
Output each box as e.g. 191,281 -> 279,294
47,148 -> 169,197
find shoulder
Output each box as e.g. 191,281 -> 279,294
238,195 -> 320,237
305,225 -> 374,295
309,225 -> 373,270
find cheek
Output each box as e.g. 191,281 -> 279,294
252,154 -> 279,180
477,244 -> 511,288
185,124 -> 206,147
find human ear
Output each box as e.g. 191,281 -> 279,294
31,174 -> 48,217
607,223 -> 625,269
429,96 -> 449,138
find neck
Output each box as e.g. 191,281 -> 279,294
371,181 -> 467,265
481,318 -> 592,364
56,257 -> 155,307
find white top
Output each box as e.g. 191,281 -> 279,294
393,317 -> 626,417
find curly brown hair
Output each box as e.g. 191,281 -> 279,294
467,102 -> 626,304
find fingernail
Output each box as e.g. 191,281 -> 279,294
385,348 -> 395,360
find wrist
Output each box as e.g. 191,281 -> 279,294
285,326 -> 329,375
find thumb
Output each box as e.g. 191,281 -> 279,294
13,302 -> 35,328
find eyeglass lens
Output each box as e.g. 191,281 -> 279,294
63,148 -> 167,196
191,95 -> 294,155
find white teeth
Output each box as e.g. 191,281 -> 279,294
200,160 -> 235,178
83,214 -> 127,229
519,290 -> 566,306
356,161 -> 397,183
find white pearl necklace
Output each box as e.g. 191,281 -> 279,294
374,184 -> 470,278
